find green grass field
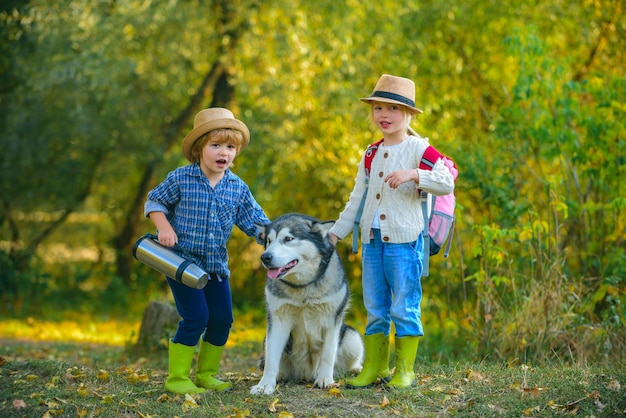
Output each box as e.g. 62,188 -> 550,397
1,319 -> 624,417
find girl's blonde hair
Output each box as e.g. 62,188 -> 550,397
190,128 -> 245,164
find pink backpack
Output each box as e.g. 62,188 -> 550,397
355,139 -> 458,276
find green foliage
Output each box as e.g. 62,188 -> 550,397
460,28 -> 625,363
1,0 -> 625,364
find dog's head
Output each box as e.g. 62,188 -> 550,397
255,213 -> 335,280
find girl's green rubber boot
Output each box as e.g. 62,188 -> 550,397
387,336 -> 419,389
345,333 -> 391,388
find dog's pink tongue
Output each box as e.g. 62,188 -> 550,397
267,268 -> 282,279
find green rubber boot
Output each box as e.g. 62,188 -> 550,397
194,340 -> 232,393
165,340 -> 205,394
387,336 -> 419,389
345,333 -> 391,388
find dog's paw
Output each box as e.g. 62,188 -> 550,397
250,381 -> 276,395
313,375 -> 335,389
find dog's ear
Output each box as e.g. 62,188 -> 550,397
255,222 -> 268,245
312,220 -> 335,237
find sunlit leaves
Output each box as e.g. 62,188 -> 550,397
96,369 -> 109,382
181,393 -> 199,411
1,0 -> 625,370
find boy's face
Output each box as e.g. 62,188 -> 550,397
199,139 -> 238,176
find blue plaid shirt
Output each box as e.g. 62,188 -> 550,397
144,163 -> 270,279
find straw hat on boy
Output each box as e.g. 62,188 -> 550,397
182,108 -> 250,162
360,74 -> 423,114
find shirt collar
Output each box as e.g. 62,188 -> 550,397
189,162 -> 233,181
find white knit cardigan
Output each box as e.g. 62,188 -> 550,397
329,135 -> 455,245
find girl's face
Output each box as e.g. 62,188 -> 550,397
199,139 -> 238,178
372,102 -> 408,136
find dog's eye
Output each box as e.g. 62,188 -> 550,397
266,238 -> 272,245
284,236 -> 294,242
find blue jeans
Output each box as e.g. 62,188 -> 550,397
167,275 -> 233,347
362,229 -> 424,337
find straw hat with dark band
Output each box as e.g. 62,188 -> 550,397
360,74 -> 423,114
182,108 -> 250,162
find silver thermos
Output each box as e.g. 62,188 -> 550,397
132,234 -> 209,289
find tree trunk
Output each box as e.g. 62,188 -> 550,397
133,301 -> 181,357
112,0 -> 257,284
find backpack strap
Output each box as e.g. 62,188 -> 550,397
352,176 -> 369,254
419,145 -> 443,171
443,219 -> 454,258
418,146 -> 443,275
352,139 -> 383,254
420,190 -> 430,276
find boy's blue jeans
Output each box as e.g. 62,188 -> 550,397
167,275 -> 233,347
362,229 -> 424,337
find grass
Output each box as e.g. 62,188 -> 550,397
1,333 -> 625,417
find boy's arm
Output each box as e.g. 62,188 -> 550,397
148,211 -> 177,247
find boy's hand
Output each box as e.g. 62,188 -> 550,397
328,233 -> 338,246
148,211 -> 177,247
157,227 -> 177,247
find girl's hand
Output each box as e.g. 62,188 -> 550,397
384,169 -> 419,189
328,233 -> 338,246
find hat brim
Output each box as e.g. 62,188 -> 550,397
182,118 -> 250,162
360,97 -> 423,114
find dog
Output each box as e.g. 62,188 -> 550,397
250,213 -> 364,395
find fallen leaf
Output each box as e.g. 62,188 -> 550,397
381,395 -> 389,407
76,384 -> 90,397
66,366 -> 87,380
13,399 -> 27,410
522,385 -> 549,396
227,407 -> 251,417
268,397 -> 281,412
465,368 -> 486,381
607,379 -> 621,391
522,405 -> 540,416
587,390 -> 600,400
328,387 -> 342,397
96,370 -> 110,382
182,393 -> 199,411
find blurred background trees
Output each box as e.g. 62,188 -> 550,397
1,0 -> 624,364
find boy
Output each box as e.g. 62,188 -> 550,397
145,108 -> 270,394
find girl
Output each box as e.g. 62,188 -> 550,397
329,75 -> 454,389
145,108 -> 270,394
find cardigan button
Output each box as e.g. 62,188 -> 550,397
380,214 -> 386,220
384,152 -> 389,158
383,236 -> 390,242
378,171 -> 384,178
376,193 -> 380,199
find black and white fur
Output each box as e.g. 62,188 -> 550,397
250,213 -> 364,395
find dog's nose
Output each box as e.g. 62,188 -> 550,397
261,252 -> 272,265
